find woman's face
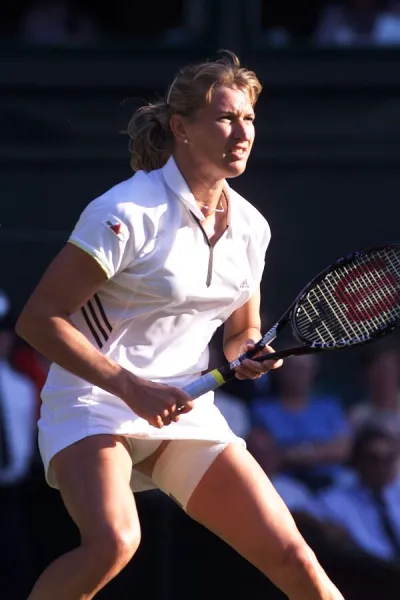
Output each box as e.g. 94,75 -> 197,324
181,85 -> 256,180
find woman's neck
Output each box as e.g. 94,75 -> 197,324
173,151 -> 225,211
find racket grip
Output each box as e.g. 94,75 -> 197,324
182,369 -> 230,400
182,325 -> 279,400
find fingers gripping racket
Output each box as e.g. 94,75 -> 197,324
183,243 -> 400,400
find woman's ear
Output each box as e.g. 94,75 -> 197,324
169,114 -> 189,144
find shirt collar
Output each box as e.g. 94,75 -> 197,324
161,155 -> 232,228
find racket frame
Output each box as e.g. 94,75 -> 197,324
290,242 -> 400,347
182,242 -> 400,399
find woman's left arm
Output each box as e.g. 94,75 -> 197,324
223,288 -> 282,379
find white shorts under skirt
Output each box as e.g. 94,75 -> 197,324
39,378 -> 244,493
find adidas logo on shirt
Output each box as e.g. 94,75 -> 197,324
240,279 -> 250,289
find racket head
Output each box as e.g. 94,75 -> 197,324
290,243 -> 400,351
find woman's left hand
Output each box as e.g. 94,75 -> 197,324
234,339 -> 283,380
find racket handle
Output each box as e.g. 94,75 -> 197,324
182,325 -> 279,400
182,367 -> 233,400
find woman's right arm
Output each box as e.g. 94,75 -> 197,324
16,243 -> 192,427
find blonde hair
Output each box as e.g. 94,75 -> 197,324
127,50 -> 262,173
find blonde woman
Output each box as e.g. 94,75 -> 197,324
17,51 -> 344,600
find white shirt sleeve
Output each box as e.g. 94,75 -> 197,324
249,217 -> 271,285
68,193 -> 137,279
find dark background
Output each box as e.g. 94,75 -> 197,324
2,44 -> 400,398
2,1 -> 400,598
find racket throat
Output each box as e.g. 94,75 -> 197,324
259,325 -> 278,348
229,325 -> 278,369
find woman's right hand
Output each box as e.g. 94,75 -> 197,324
120,371 -> 195,429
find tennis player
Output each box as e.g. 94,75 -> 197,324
17,51 -> 344,599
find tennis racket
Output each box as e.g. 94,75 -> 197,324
182,242 -> 400,400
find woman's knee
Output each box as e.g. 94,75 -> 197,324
269,539 -> 319,578
84,519 -> 142,574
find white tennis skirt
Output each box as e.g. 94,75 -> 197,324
38,365 -> 244,493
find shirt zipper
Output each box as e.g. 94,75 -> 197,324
190,212 -> 226,287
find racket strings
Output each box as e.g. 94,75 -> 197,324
295,247 -> 400,345
341,249 -> 400,321
331,258 -> 392,330
299,283 -> 364,343
340,253 -> 398,317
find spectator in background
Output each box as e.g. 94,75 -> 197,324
18,0 -> 100,46
315,426 -> 400,563
246,426 -> 321,515
11,338 -> 48,410
375,1 -> 400,44
0,290 -> 38,597
314,0 -> 400,46
246,426 -> 355,550
0,290 -> 37,485
250,354 -> 352,490
349,339 -> 400,440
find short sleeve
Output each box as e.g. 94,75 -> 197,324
258,220 -> 271,281
68,196 -> 136,279
248,217 -> 271,285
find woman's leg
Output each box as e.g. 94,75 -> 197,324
28,434 -> 140,600
185,443 -> 344,600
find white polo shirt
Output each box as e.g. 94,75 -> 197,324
39,156 -> 271,491
50,156 -> 271,384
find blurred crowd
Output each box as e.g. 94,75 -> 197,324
1,0 -> 400,48
263,0 -> 400,47
212,325 -> 400,573
0,0 -> 196,46
1,283 -> 400,597
1,4 -> 400,599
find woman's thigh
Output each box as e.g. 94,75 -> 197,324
185,443 -> 305,563
51,434 -> 139,542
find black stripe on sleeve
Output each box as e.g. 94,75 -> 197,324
94,293 -> 112,333
81,306 -> 103,348
87,300 -> 109,342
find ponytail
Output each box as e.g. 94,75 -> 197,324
127,102 -> 173,172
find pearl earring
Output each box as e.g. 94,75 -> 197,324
184,139 -> 189,144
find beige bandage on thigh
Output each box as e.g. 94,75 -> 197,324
152,440 -> 230,511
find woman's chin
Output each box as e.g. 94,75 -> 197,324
224,158 -> 248,177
